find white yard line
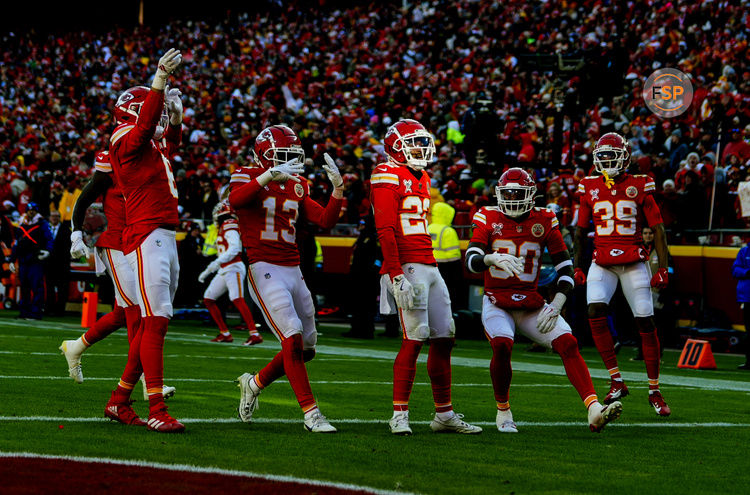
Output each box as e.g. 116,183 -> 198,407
0,416 -> 747,428
0,452 -> 414,495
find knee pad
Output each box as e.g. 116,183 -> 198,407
413,323 -> 430,341
552,333 -> 579,359
633,301 -> 654,318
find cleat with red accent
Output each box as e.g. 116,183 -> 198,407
588,401 -> 622,432
104,396 -> 146,426
604,380 -> 629,405
147,406 -> 185,433
243,333 -> 263,346
211,333 -> 234,343
648,391 -> 671,416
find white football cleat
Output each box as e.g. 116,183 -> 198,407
59,339 -> 84,384
389,411 -> 413,436
141,376 -> 176,401
496,409 -> 518,433
588,400 -> 622,433
236,372 -> 261,423
430,412 -> 482,434
304,410 -> 337,433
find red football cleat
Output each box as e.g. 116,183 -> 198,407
105,396 -> 146,426
604,380 -> 629,405
211,333 -> 234,343
243,333 -> 263,346
648,391 -> 671,416
147,406 -> 185,433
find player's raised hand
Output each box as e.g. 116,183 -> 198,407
69,230 -> 90,259
153,48 -> 182,90
391,274 -> 415,310
166,86 -> 183,125
322,153 -> 343,188
537,293 -> 566,334
484,253 -> 524,277
269,158 -> 305,183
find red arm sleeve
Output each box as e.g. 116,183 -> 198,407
229,179 -> 264,209
372,186 -> 403,279
117,90 -> 165,159
642,195 -> 664,227
164,123 -> 181,157
302,195 -> 343,229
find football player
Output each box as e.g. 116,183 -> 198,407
198,200 -> 262,345
106,48 -> 185,432
61,151 -> 175,401
372,119 -> 481,435
466,168 -> 622,432
575,132 -> 671,416
230,125 -> 343,433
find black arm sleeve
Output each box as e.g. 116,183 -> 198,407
71,171 -> 113,232
465,241 -> 488,273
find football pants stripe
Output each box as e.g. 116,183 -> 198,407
135,247 -> 154,317
106,249 -> 135,307
246,271 -> 286,341
235,272 -> 243,298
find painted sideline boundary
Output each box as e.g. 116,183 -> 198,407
0,452 -> 416,495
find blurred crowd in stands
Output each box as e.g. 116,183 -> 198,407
0,0 -> 748,311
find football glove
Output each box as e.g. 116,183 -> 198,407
198,260 -> 221,283
38,250 -> 50,261
8,261 -> 16,274
70,230 -> 90,259
166,86 -> 183,125
484,253 -> 524,277
574,267 -> 587,286
650,267 -> 669,289
537,293 -> 566,334
391,274 -> 415,310
322,153 -> 343,188
152,48 -> 182,90
268,158 -> 305,183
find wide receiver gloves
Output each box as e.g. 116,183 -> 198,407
70,230 -> 90,259
322,153 -> 343,188
166,86 -> 183,125
152,48 -> 182,91
484,253 -> 524,276
391,274 -> 415,310
536,292 -> 566,334
198,260 -> 221,283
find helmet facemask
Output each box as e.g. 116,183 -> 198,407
254,145 -> 305,169
393,132 -> 435,170
593,146 -> 628,178
496,184 -> 535,217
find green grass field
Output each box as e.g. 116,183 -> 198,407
1,313 -> 749,494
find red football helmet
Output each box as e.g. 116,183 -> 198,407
212,200 -> 236,225
252,125 -> 304,169
593,132 -> 631,177
113,86 -> 168,138
383,119 -> 435,170
496,167 -> 536,217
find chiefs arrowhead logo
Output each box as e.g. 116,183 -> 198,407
511,294 -> 527,301
609,249 -> 624,256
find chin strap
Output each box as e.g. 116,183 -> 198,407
602,170 -> 615,189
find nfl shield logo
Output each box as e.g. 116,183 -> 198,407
516,225 -> 523,233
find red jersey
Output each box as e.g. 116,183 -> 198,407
92,150 -> 125,251
370,163 -> 434,278
109,89 -> 180,254
577,174 -> 663,266
471,206 -> 568,310
229,166 -> 343,266
217,218 -> 242,268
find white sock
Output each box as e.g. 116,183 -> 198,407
436,411 -> 455,421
